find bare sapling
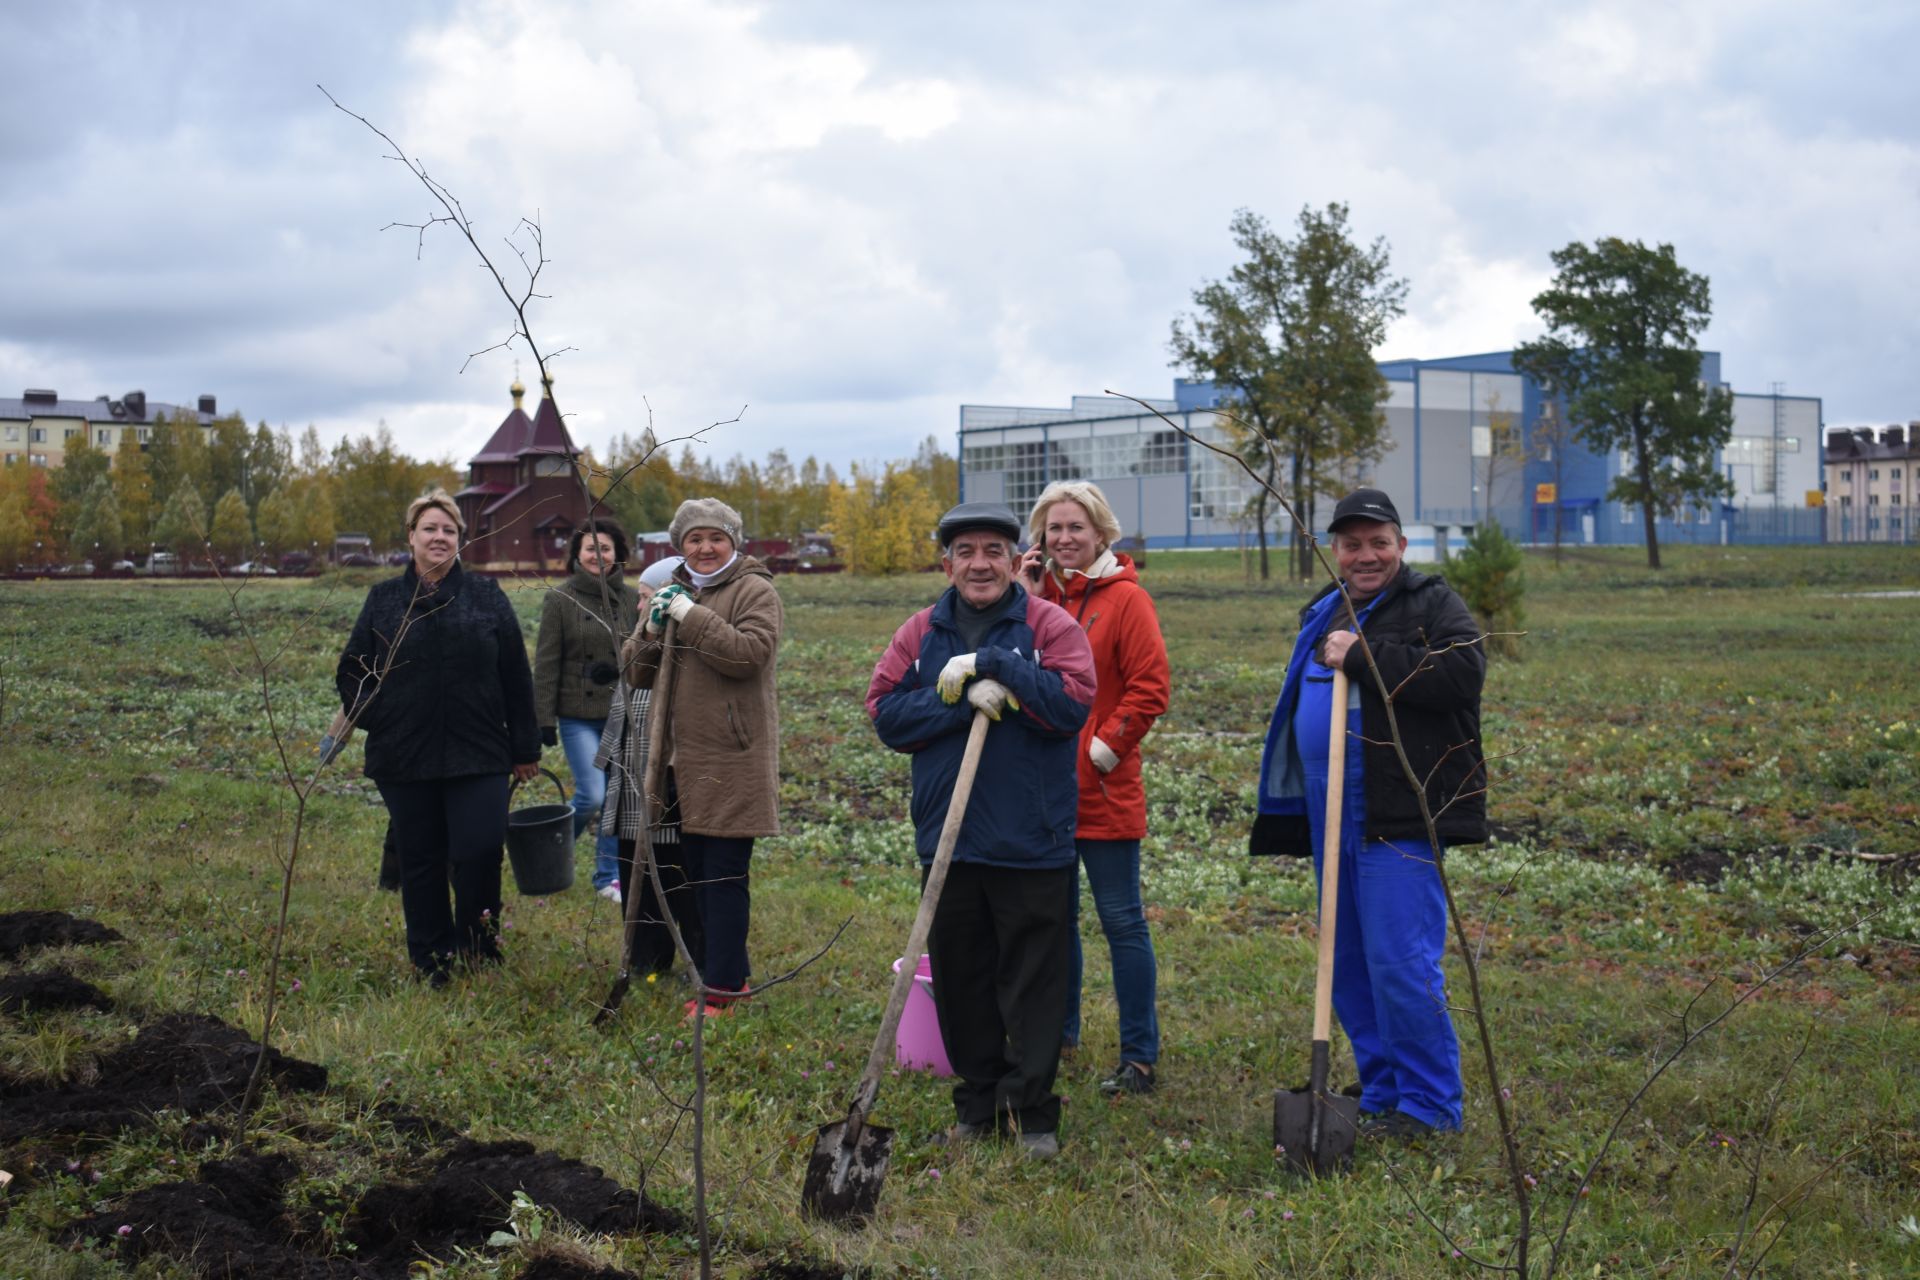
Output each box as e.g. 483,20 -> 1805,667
1107,389 -> 1879,1276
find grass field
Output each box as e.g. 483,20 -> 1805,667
1,545 -> 1917,1278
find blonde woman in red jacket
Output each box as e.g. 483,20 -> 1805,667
1019,481 -> 1171,1094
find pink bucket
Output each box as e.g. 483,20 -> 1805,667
891,953 -> 952,1076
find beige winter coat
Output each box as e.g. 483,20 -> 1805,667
621,555 -> 783,838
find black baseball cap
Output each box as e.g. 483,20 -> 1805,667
1328,488 -> 1402,533
937,501 -> 1022,548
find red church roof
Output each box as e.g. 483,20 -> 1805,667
467,375 -> 579,465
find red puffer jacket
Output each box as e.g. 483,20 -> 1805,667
1040,554 -> 1171,839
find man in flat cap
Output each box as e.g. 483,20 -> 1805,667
1251,488 -> 1487,1139
865,502 -> 1096,1158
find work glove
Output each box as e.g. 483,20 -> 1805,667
936,653 -> 979,704
1089,736 -> 1119,773
645,583 -> 690,635
540,726 -> 558,748
665,590 -> 697,624
966,678 -> 1020,722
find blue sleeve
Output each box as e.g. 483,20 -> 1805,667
871,646 -> 971,751
976,644 -> 1090,740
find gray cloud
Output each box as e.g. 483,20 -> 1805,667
2,0 -> 1914,472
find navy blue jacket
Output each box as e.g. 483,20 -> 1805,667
866,584 -> 1096,870
336,562 -> 540,783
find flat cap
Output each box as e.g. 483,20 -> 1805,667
936,501 -> 1022,548
1328,487 -> 1402,533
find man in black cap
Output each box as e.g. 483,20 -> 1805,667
1251,487 -> 1486,1139
864,501 -> 1096,1158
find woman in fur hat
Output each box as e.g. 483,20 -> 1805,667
621,499 -> 784,1018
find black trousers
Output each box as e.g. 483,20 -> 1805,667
617,837 -> 704,976
926,861 -> 1074,1135
681,831 -> 754,993
376,774 -> 508,975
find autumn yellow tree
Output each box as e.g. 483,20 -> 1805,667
825,462 -> 941,575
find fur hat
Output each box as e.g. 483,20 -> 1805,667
668,498 -> 744,550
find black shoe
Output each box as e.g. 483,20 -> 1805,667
1099,1061 -> 1156,1096
1359,1110 -> 1436,1141
930,1121 -> 992,1147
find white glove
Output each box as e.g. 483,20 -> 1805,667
966,678 -> 1019,722
1089,736 -> 1119,773
665,591 -> 697,623
644,583 -> 690,636
937,653 -> 978,704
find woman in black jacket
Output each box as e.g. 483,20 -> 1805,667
336,489 -> 540,986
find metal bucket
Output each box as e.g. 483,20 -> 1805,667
506,768 -> 575,895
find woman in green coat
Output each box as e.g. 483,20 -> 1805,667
533,519 -> 640,901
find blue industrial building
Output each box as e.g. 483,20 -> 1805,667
956,350 -> 1824,552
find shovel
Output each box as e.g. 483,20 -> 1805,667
591,835 -> 658,1028
802,708 -> 991,1225
1274,665 -> 1360,1176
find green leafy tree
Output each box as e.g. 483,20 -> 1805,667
331,423 -> 458,549
1511,237 -> 1734,570
51,437 -> 112,553
147,411 -> 211,513
256,487 -> 300,558
207,414 -> 252,507
114,435 -> 154,548
209,488 -> 254,564
248,423 -> 291,513
1171,204 -> 1408,579
154,478 -> 209,558
294,477 -> 337,554
69,476 -> 125,565
1448,520 -> 1525,659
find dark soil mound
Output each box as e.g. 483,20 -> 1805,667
753,1261 -> 870,1279
344,1138 -> 685,1266
520,1255 -> 640,1280
64,1153 -> 372,1279
0,1012 -> 327,1142
0,910 -> 123,959
0,967 -> 113,1015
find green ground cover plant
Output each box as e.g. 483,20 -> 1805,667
1,544 -> 1916,1277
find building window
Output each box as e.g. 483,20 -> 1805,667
65,427 -> 79,441
1839,495 -> 1852,507
1870,494 -> 1880,506
1870,467 -> 1880,480
3,452 -> 15,464
31,428 -> 45,444
1893,493 -> 1904,505
30,454 -> 47,467
3,426 -> 16,442
1781,436 -> 1800,452
1838,472 -> 1849,484
1893,467 -> 1904,479
96,428 -> 113,445
136,427 -> 150,443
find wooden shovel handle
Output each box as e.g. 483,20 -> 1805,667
844,709 -> 992,1134
1312,668 -> 1349,1045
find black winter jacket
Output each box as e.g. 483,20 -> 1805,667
335,562 -> 540,782
1251,564 -> 1488,855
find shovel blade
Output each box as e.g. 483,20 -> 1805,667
1273,1085 -> 1358,1176
800,1119 -> 896,1224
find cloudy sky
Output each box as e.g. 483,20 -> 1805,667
4,0 -> 1915,468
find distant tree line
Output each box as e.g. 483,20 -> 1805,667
0,413 -> 959,573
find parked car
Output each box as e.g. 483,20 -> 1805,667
385,549 -> 412,566
110,559 -> 138,572
145,552 -> 181,574
338,552 -> 380,568
230,561 -> 279,576
278,551 -> 314,575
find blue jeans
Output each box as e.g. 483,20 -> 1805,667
1063,838 -> 1160,1065
558,716 -> 621,891
1304,760 -> 1463,1130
